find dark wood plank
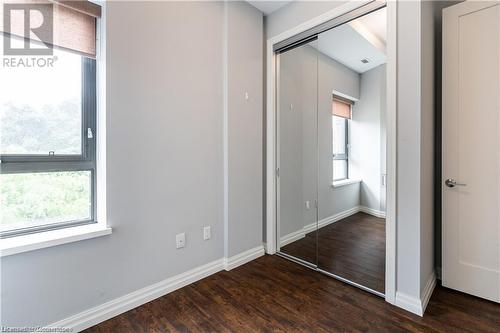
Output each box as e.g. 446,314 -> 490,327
84,255 -> 500,333
281,212 -> 386,293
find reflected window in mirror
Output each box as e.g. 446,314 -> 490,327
332,97 -> 353,181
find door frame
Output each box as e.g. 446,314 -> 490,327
265,0 -> 398,304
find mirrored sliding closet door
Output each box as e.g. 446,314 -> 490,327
276,5 -> 387,297
276,38 -> 319,267
316,7 -> 387,295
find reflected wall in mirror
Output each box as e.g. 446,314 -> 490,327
316,7 -> 387,294
277,39 -> 318,266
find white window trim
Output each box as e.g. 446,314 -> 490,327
332,178 -> 362,188
0,224 -> 111,257
95,0 -> 107,231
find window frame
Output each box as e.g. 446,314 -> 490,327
0,57 -> 97,238
332,115 -> 349,182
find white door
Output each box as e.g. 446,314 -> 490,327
442,1 -> 500,302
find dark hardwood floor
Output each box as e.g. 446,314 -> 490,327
319,212 -> 385,292
281,212 -> 385,293
84,255 -> 500,333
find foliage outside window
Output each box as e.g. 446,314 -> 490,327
0,47 -> 97,237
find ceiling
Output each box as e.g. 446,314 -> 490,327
315,8 -> 387,73
355,7 -> 387,44
246,1 -> 293,15
246,2 -> 387,73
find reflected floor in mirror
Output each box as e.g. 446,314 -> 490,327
281,212 -> 385,293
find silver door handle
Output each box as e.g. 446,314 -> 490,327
445,178 -> 466,188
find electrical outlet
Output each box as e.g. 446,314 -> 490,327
203,226 -> 211,240
176,233 -> 185,249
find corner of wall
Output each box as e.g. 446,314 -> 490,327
395,270 -> 436,317
224,0 -> 264,258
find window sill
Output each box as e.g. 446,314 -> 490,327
0,224 -> 112,257
332,178 -> 362,188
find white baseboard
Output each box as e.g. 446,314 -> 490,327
280,229 -> 305,247
421,271 -> 437,314
264,242 -> 274,254
318,206 -> 361,229
51,258 -> 224,332
50,245 -> 265,332
224,245 -> 265,271
359,206 -> 386,218
279,206 -> 370,247
303,219 -> 318,235
395,272 -> 436,317
395,291 -> 423,316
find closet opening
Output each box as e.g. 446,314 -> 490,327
270,1 -> 392,298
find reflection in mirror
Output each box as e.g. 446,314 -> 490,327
277,38 -> 318,266
275,6 -> 387,295
316,7 -> 387,293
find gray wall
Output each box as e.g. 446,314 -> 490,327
398,0 -> 457,298
351,65 -> 386,212
380,64 -> 387,212
396,0 -> 422,298
1,1 -> 263,327
278,44 -> 318,237
420,0 -> 436,292
226,1 -> 263,257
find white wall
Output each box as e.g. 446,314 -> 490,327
351,64 -> 386,212
0,1 -> 263,327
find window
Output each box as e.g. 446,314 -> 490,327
0,1 -> 101,237
332,116 -> 348,181
0,49 -> 97,237
332,97 -> 352,181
